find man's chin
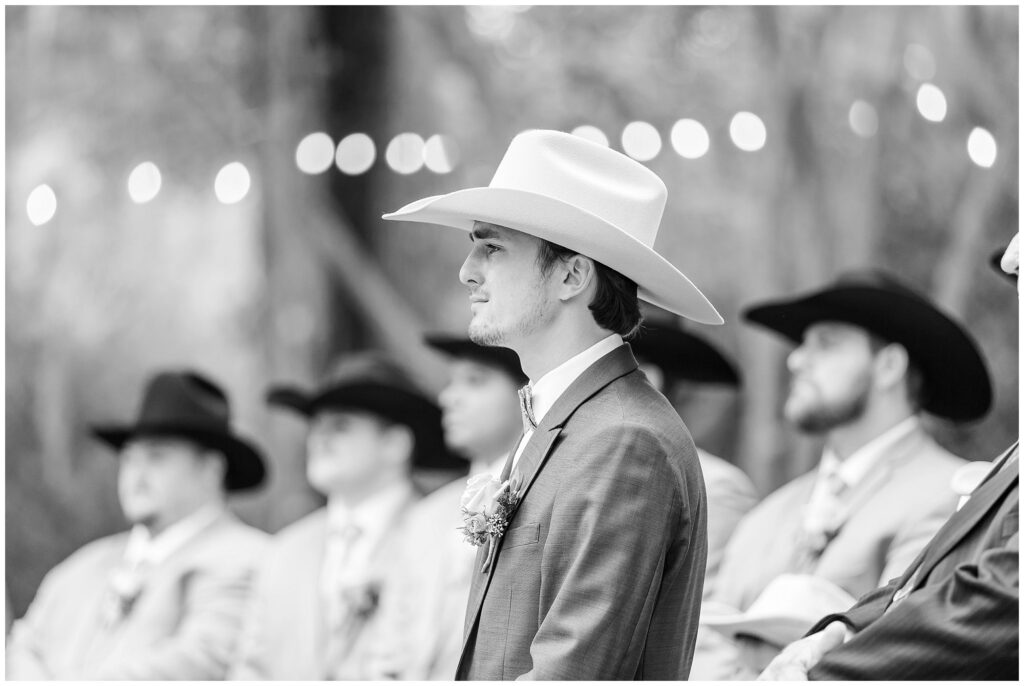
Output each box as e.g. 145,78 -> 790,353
468,323 -> 505,347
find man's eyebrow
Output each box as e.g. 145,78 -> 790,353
470,225 -> 502,241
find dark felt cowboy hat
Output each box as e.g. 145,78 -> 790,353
742,269 -> 992,422
630,321 -> 741,387
266,351 -> 463,471
91,370 -> 267,491
424,333 -> 527,385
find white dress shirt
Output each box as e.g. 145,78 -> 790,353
509,333 -> 624,473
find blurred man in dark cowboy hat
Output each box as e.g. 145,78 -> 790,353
368,334 -> 527,680
629,313 -> 758,588
692,269 -> 993,679
6,370 -> 269,680
761,235 -> 1018,680
384,129 -> 721,679
230,351 -> 462,680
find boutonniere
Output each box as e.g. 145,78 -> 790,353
459,470 -> 523,573
340,579 -> 381,622
101,567 -> 145,628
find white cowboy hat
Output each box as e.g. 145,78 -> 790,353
701,574 -> 856,646
382,129 -> 723,325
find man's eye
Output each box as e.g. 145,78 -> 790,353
485,244 -> 500,254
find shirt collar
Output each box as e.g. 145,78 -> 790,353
124,503 -> 224,567
326,481 -> 415,546
529,334 -> 624,425
821,416 -> 920,490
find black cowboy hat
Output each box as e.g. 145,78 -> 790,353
266,351 -> 463,471
423,333 -> 527,385
742,269 -> 993,422
631,321 -> 741,387
91,370 -> 267,491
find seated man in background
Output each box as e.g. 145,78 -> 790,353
691,269 -> 993,679
368,334 -> 526,680
630,315 -> 758,587
6,370 -> 269,679
759,234 -> 1019,681
230,352 -> 463,680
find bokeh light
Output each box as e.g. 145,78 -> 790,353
848,100 -> 879,138
424,134 -> 459,173
214,162 -> 251,204
967,127 -> 997,168
670,119 -> 710,159
729,111 -> 767,152
336,133 -> 376,175
916,83 -> 947,122
385,133 -> 425,174
903,43 -> 936,81
127,162 -> 162,203
571,125 -> 610,147
295,132 -> 335,174
26,184 -> 57,226
621,121 -> 662,162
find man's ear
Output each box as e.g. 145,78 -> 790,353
873,342 -> 910,392
559,254 -> 596,302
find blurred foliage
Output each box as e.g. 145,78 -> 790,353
5,6 -> 1018,618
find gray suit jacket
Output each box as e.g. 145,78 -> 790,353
5,512 -> 267,680
456,344 -> 709,680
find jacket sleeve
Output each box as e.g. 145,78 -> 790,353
519,423 -> 686,680
808,532 -> 1019,680
5,566 -> 63,680
90,556 -> 262,680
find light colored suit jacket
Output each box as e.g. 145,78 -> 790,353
457,345 -> 708,680
693,424 -> 965,679
5,512 -> 268,680
366,476 -> 476,680
230,492 -> 418,680
808,443 -> 1018,680
698,449 -> 758,591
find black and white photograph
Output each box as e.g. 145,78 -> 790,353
5,4 -> 1019,680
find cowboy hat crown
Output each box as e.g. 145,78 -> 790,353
91,370 -> 267,491
382,129 -> 723,325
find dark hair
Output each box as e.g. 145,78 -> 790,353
536,239 -> 643,339
866,333 -> 928,411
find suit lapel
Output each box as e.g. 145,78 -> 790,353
457,344 -> 639,671
909,443 -> 1019,584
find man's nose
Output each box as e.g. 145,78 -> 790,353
787,345 -> 807,373
459,249 -> 480,287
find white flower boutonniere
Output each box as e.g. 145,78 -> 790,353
459,471 -> 522,573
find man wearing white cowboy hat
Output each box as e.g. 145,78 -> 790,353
6,370 -> 269,680
230,351 -> 462,680
691,269 -> 992,679
759,235 -> 1018,681
383,129 -> 721,679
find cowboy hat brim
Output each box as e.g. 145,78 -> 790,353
383,187 -> 723,325
424,334 -> 526,383
702,612 -> 817,647
631,324 -> 741,386
266,383 -> 465,471
744,285 -> 992,422
91,423 -> 267,491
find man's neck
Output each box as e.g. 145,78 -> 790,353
824,408 -> 916,461
513,313 -> 610,382
327,473 -> 408,510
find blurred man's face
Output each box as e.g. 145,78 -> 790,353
459,222 -> 559,348
438,359 -> 523,461
118,436 -> 223,533
784,322 -> 876,433
306,409 -> 407,496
